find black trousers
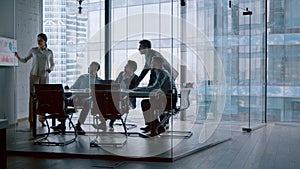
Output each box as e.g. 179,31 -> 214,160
141,94 -> 177,124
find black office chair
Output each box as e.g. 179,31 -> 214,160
90,83 -> 129,147
155,88 -> 193,138
33,84 -> 77,146
93,80 -> 137,130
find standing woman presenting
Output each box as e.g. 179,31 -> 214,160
15,33 -> 55,128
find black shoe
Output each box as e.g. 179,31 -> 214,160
149,125 -> 166,137
140,125 -> 151,133
144,120 -> 160,134
75,124 -> 86,135
51,124 -> 66,132
140,125 -> 148,130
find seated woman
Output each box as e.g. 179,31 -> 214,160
109,60 -> 139,128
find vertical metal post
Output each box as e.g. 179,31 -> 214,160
248,14 -> 251,129
242,8 -> 252,132
180,3 -> 187,121
264,0 -> 268,123
104,0 -> 111,80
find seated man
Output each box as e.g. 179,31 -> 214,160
54,61 -> 105,135
133,56 -> 177,137
109,60 -> 139,128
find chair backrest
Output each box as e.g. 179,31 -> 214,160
179,88 -> 191,111
34,84 -> 65,115
93,83 -> 126,119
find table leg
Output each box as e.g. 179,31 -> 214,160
33,99 -> 37,137
0,128 -> 7,169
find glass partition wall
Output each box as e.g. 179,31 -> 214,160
38,0 -> 271,159
11,0 -> 300,161
227,0 -> 267,130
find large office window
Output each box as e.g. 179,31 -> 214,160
43,0 -> 300,138
267,0 -> 300,122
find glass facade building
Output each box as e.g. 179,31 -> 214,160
44,0 -> 89,85
267,0 -> 300,122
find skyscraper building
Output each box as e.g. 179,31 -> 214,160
43,0 -> 88,85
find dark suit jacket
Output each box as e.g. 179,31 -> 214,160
115,72 -> 139,108
136,69 -> 177,109
137,69 -> 176,94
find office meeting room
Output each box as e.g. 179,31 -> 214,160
1,0 -> 300,169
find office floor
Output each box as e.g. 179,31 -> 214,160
7,114 -> 231,161
7,103 -> 233,161
6,121 -> 300,169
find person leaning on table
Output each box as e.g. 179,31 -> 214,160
137,39 -> 178,132
15,33 -> 55,129
133,56 -> 177,137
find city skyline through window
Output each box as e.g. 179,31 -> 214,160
43,0 -> 300,124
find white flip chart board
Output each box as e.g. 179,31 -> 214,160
0,36 -> 18,66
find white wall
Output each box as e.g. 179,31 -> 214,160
0,0 -> 16,124
0,0 -> 41,124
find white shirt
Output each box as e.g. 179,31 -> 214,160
71,74 -> 101,89
18,47 -> 55,77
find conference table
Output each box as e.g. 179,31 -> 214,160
66,89 -> 152,97
32,89 -> 153,137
